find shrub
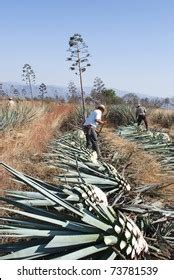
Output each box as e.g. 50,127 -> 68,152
107,104 -> 136,126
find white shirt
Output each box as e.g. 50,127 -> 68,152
8,100 -> 16,108
84,109 -> 102,128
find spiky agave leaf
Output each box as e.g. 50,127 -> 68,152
0,163 -> 148,260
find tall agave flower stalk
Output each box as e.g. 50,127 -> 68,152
0,163 -> 148,260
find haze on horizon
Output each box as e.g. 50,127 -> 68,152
0,0 -> 174,98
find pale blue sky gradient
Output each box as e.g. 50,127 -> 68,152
0,0 -> 174,97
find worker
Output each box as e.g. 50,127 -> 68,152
8,97 -> 16,109
136,104 -> 148,131
83,104 -> 106,159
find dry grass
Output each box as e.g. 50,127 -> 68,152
149,109 -> 174,138
158,183 -> 174,205
101,128 -> 166,185
0,102 -> 74,193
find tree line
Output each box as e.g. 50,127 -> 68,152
0,33 -> 173,109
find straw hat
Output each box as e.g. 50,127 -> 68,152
97,104 -> 107,115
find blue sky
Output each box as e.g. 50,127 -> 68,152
0,0 -> 174,97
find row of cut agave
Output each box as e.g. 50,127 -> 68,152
43,130 -> 131,204
117,125 -> 174,174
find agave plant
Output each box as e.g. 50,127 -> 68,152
0,103 -> 44,132
107,104 -> 137,126
0,163 -> 148,260
60,105 -> 92,131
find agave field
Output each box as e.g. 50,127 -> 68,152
0,123 -> 173,260
0,102 -> 45,132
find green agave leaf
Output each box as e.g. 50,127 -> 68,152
0,244 -> 51,260
12,199 -> 55,207
97,204 -> 116,223
1,207 -> 102,236
79,198 -> 108,222
81,210 -> 113,232
0,217 -> 64,230
53,243 -> 108,260
106,251 -> 117,260
0,207 -> 65,227
0,226 -> 100,242
59,177 -> 119,186
45,234 -> 101,248
6,190 -> 45,200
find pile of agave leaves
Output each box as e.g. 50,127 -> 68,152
0,130 -> 173,260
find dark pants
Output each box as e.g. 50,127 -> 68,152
137,115 -> 148,130
83,125 -> 101,157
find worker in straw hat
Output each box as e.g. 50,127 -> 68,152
83,104 -> 106,159
8,97 -> 16,109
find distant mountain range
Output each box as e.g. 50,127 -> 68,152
2,82 -> 67,99
0,81 -> 169,100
